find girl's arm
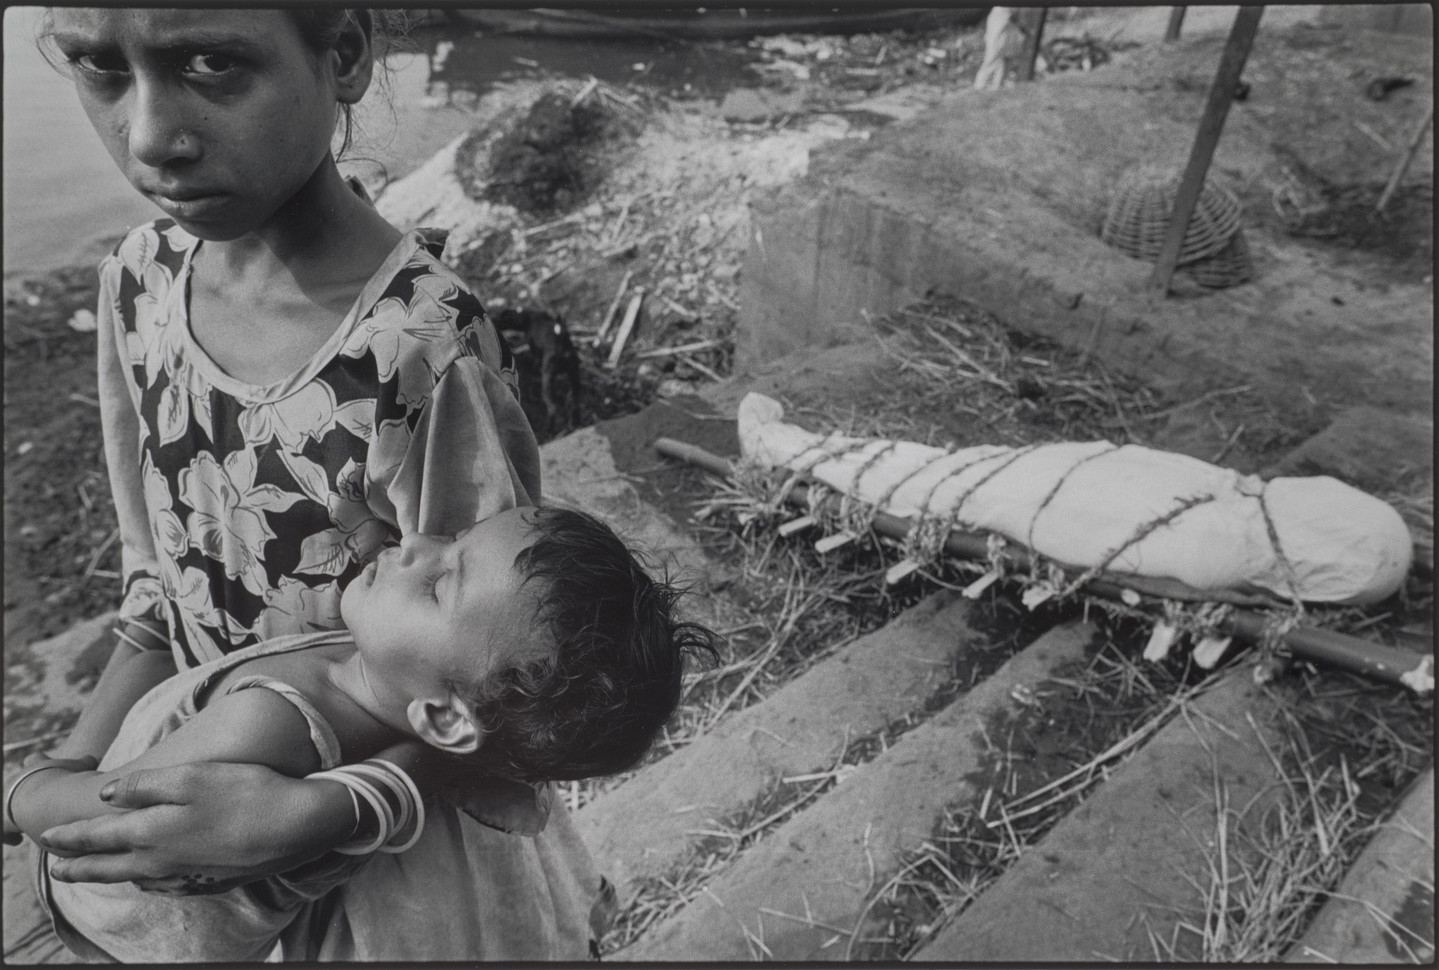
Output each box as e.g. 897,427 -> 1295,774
48,640 -> 175,763
62,253 -> 182,765
8,687 -> 325,844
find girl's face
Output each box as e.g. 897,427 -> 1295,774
340,508 -> 551,710
46,9 -> 368,241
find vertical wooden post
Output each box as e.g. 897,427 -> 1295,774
1165,7 -> 1187,41
1376,103 -> 1435,214
1020,7 -> 1048,82
1148,6 -> 1264,296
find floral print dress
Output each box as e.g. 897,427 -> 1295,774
98,219 -> 540,667
95,219 -> 601,961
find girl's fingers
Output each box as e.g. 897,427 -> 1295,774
39,815 -> 147,858
47,849 -> 161,884
97,764 -> 201,808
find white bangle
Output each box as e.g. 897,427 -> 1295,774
4,764 -> 66,833
309,770 -> 389,856
342,764 -> 409,840
364,760 -> 426,854
344,773 -> 395,845
113,618 -> 167,652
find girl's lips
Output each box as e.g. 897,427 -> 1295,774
151,192 -> 227,220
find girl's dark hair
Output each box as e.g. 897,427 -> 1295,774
288,8 -> 412,158
453,507 -> 720,784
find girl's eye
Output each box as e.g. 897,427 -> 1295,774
183,53 -> 235,76
69,51 -> 129,76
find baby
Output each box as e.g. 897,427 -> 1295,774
5,506 -> 715,962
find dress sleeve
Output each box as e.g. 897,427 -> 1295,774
96,258 -> 168,639
368,356 -> 542,537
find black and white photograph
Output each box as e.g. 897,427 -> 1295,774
3,3 -> 1433,964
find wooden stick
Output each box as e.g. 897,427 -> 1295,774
570,75 -> 599,107
653,437 -> 1433,693
595,270 -> 632,345
1376,102 -> 1435,214
1148,6 -> 1264,296
1165,6 -> 1186,42
606,288 -> 645,368
1019,7 -> 1048,82
676,354 -> 724,383
635,338 -> 723,360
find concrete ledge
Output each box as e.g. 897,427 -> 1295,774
577,591 -> 976,891
914,666 -> 1290,962
622,622 -> 1094,962
1286,768 -> 1435,964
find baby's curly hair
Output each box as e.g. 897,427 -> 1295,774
453,506 -> 718,783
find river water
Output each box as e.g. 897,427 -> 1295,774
3,7 -> 758,279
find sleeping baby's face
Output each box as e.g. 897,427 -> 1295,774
340,508 -> 551,711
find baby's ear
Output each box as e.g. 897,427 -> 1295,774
406,696 -> 480,755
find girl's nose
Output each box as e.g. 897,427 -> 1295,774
127,78 -> 201,168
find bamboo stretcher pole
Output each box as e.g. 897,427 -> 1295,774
1148,5 -> 1264,296
654,437 -> 1433,694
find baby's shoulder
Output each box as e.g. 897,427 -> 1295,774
101,219 -> 198,287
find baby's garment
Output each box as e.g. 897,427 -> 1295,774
34,633 -> 367,963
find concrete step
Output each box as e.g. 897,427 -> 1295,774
620,622 -> 1095,961
576,589 -> 981,892
1286,767 -> 1435,964
912,665 -> 1290,962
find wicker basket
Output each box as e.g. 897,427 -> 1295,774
1100,165 -> 1244,265
1180,229 -> 1253,289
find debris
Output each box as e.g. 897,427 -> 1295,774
1365,76 -> 1415,101
635,339 -> 724,360
1191,634 -> 1233,669
778,515 -> 816,537
1141,621 -> 1181,663
66,309 -> 97,333
1376,103 -> 1435,214
814,530 -> 858,554
595,269 -> 634,346
962,570 -> 1002,599
606,288 -> 646,368
494,307 -> 583,434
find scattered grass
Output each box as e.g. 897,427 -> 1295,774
580,295 -> 1431,956
849,615 -> 1216,959
1149,679 -> 1433,962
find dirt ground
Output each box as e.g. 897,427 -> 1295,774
4,3 -> 1431,740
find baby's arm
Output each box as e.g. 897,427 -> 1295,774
7,689 -> 324,845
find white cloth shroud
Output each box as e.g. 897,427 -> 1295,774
737,393 -> 1412,605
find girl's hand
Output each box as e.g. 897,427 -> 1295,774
3,755 -> 100,846
37,762 -> 353,893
